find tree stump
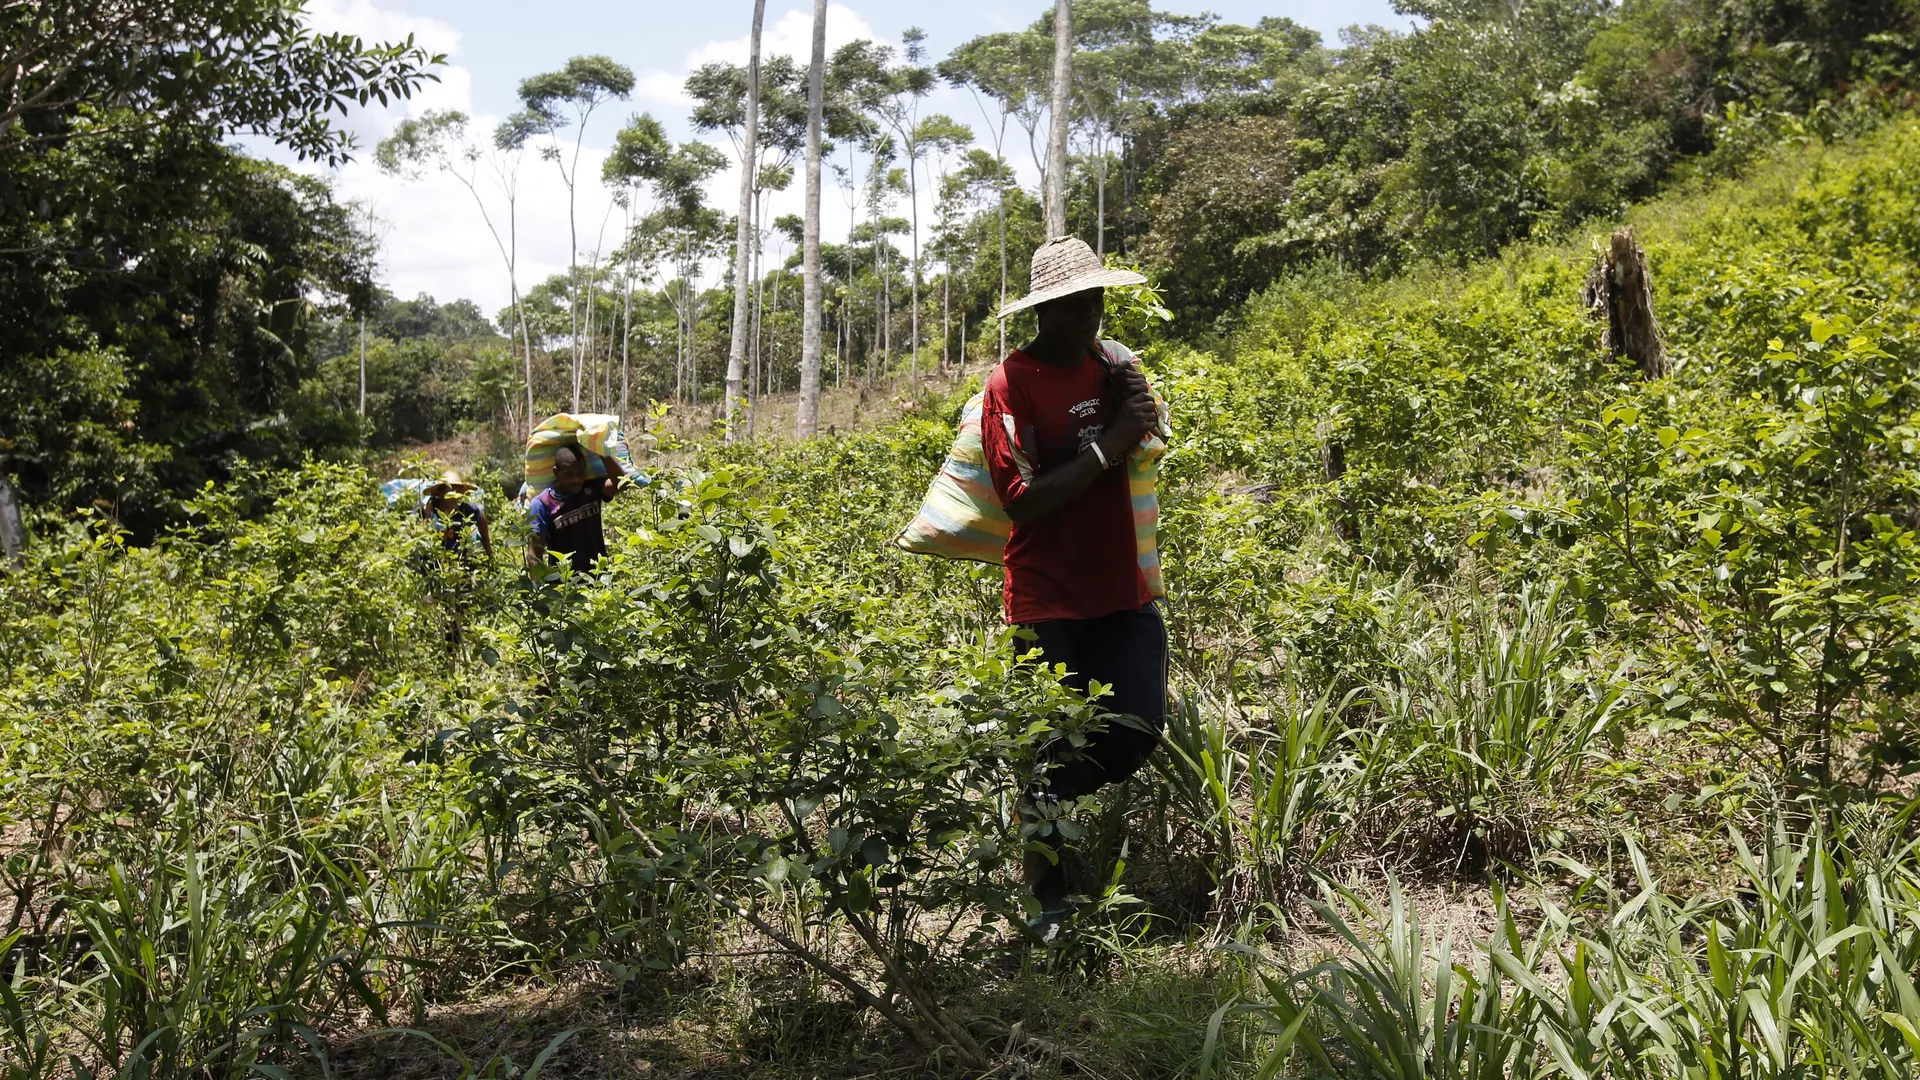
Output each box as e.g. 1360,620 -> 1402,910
1582,227 -> 1667,379
1318,423 -> 1358,545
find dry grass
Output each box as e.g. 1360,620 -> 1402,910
662,369 -> 980,447
317,965 -> 926,1080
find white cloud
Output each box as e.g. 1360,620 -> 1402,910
303,0 -> 462,51
635,70 -> 691,110
303,0 -> 473,135
408,64 -> 475,119
687,2 -> 878,68
351,1 -> 894,318
636,3 -> 877,110
293,0 -> 602,313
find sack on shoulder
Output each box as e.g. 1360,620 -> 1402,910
522,412 -> 643,499
891,390 -> 1011,565
1098,340 -> 1170,599
892,339 -> 1168,598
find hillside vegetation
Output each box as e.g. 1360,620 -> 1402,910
12,0 -> 1920,537
7,116 -> 1920,1079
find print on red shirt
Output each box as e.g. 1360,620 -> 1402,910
980,349 -> 1152,625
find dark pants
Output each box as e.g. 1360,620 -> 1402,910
1026,601 -> 1170,800
1021,602 -> 1168,911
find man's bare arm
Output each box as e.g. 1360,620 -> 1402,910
1004,392 -> 1157,526
599,453 -> 625,499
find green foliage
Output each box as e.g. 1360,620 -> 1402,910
1156,686 -> 1362,914
1134,113 -> 1298,324
493,468 -> 1100,1032
514,55 -> 636,134
1368,582 -> 1629,866
1232,881 -> 1546,1080
0,0 -> 442,165
310,291 -> 516,448
1088,0 -> 1920,328
14,33 -> 1920,1079
0,464 -> 506,1078
0,450 -> 1098,1073
1,0 -> 441,533
1543,134 -> 1920,788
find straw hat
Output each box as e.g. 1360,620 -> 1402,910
995,236 -> 1147,319
424,468 -> 475,496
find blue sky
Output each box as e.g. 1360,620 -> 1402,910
296,0 -> 1412,316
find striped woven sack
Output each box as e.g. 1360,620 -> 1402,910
892,391 -> 1011,564
892,340 -> 1169,598
1126,398 -> 1169,599
522,413 -> 640,497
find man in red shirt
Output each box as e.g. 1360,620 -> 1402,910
979,236 -> 1166,939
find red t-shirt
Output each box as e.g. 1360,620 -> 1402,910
980,348 -> 1151,625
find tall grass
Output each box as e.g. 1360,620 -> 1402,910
1218,820 -> 1920,1079
1228,881 -> 1544,1080
1369,581 -> 1627,868
1157,685 -> 1363,919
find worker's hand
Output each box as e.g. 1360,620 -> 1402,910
1102,391 -> 1158,459
1110,363 -> 1151,403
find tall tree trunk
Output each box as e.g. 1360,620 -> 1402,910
724,0 -> 767,442
756,255 -> 771,395
906,149 -> 920,385
847,139 -> 859,382
0,464 -> 25,568
620,192 -> 633,426
797,0 -> 827,437
675,267 -> 687,404
581,252 -> 599,409
518,297 -> 535,431
1045,0 -> 1072,238
997,160 -> 1008,358
748,199 -> 763,440
1095,136 -> 1106,256
442,151 -> 534,434
565,160 -> 582,411
507,186 -> 534,434
358,206 -> 370,426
